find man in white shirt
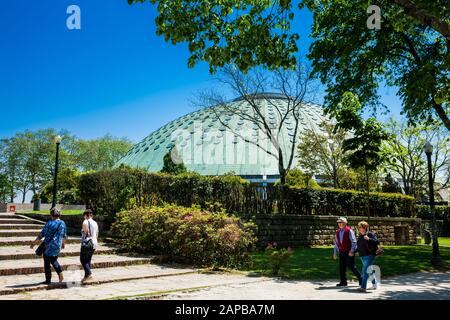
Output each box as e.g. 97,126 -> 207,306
80,209 -> 99,282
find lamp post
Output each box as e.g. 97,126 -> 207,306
51,135 -> 62,209
423,141 -> 441,266
327,139 -> 337,189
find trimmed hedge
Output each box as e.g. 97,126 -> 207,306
111,205 -> 256,268
278,185 -> 416,217
416,205 -> 450,220
78,167 -> 249,220
78,168 -> 416,219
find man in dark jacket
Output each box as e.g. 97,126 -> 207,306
333,217 -> 362,287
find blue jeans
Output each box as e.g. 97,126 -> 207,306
360,255 -> 377,289
43,255 -> 62,283
80,247 -> 95,277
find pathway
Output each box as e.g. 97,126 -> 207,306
1,212 -> 449,300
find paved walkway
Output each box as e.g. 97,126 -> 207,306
158,271 -> 450,300
1,212 -> 449,300
1,270 -> 449,300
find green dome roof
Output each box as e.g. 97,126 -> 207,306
116,95 -> 330,177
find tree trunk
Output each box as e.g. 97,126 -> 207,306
9,179 -> 14,203
365,165 -> 370,222
333,164 -> 338,189
21,188 -> 26,204
279,168 -> 287,185
278,148 -> 287,185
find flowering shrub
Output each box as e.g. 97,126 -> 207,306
265,242 -> 293,275
111,204 -> 257,268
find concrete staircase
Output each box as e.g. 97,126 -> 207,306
0,212 -> 199,297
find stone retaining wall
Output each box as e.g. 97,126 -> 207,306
243,215 -> 419,248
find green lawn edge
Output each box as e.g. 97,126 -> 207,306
245,245 -> 450,280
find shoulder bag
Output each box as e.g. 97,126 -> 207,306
81,221 -> 95,251
35,221 -> 62,256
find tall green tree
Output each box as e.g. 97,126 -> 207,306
161,146 -> 187,175
335,92 -> 390,218
0,137 -> 25,202
73,135 -> 133,172
0,130 -> 130,203
303,0 -> 450,131
128,0 -> 299,73
381,173 -> 403,193
0,173 -> 9,203
129,0 -> 450,131
297,120 -> 349,188
382,118 -> 450,199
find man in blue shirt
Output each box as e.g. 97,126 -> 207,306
333,217 -> 362,287
31,208 -> 67,285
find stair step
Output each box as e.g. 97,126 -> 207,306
0,219 -> 43,225
0,214 -> 19,219
0,224 -> 43,230
0,237 -> 80,246
0,263 -> 198,296
0,254 -> 154,276
0,244 -> 115,260
0,230 -> 42,237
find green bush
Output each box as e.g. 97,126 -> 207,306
278,185 -> 416,217
265,242 -> 293,275
79,167 -> 416,219
38,168 -> 83,204
416,205 -> 450,220
78,167 -> 249,218
278,169 -> 321,189
111,204 -> 257,268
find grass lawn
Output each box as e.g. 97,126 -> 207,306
440,238 -> 450,246
417,237 -> 450,246
17,210 -> 84,216
246,245 -> 450,280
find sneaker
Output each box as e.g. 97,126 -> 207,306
336,282 -> 348,287
357,287 -> 367,293
58,273 -> 64,283
82,275 -> 93,283
368,284 -> 378,290
41,281 -> 51,285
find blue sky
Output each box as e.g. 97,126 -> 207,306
0,0 -> 403,143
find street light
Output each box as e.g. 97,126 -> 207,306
423,141 -> 442,266
51,135 -> 62,209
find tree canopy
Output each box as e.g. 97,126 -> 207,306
0,130 -> 133,203
130,0 -> 450,130
129,0 -> 299,73
303,0 -> 450,131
